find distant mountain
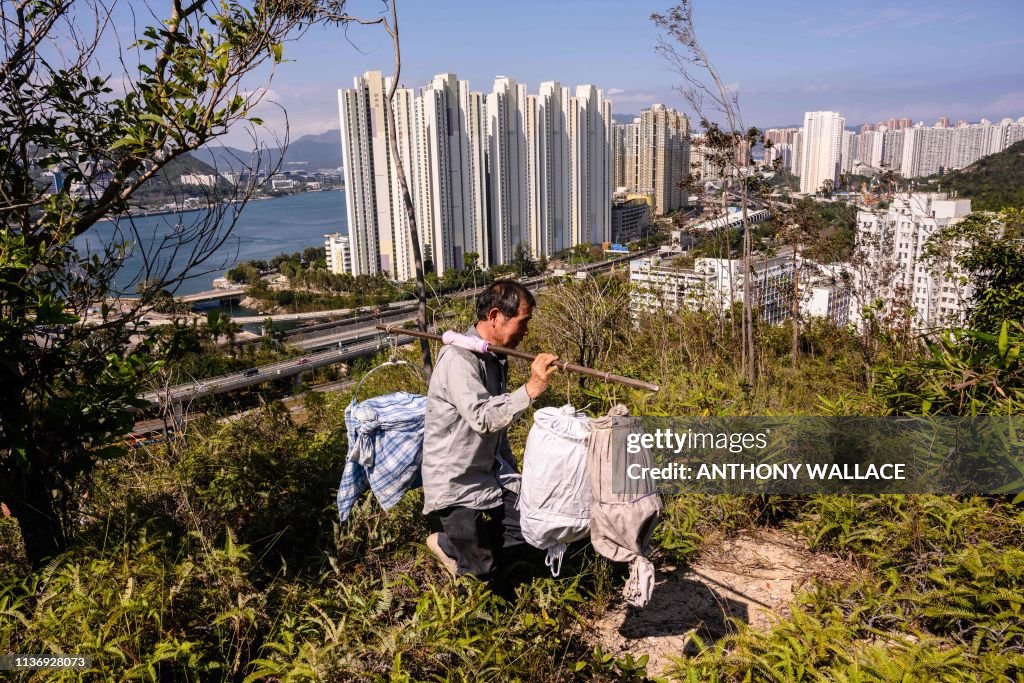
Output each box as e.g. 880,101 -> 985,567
279,129 -> 342,172
921,140 -> 1024,211
612,113 -> 638,124
189,144 -> 277,174
192,129 -> 342,174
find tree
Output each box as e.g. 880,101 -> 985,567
537,275 -> 630,389
778,199 -> 825,367
202,310 -> 242,347
512,242 -> 538,277
652,2 -> 763,386
293,0 -> 433,372
302,246 -> 325,263
923,209 -> 1024,335
0,0 -> 312,565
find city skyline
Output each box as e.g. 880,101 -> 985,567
338,71 -> 611,280
772,113 -> 1024,181
192,0 -> 1024,146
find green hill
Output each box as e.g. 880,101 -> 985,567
921,139 -> 1024,210
128,152 -> 232,208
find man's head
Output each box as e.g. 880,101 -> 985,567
475,281 -> 536,349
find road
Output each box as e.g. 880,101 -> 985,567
136,250 -> 649,409
131,377 -> 359,435
140,335 -> 414,407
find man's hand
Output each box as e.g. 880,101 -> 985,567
525,353 -> 559,399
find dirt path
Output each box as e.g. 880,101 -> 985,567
591,528 -> 856,678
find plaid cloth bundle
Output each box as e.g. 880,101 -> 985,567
337,391 -> 427,522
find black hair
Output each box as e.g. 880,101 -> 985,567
475,281 -> 536,320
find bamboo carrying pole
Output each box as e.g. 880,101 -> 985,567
376,325 -> 660,393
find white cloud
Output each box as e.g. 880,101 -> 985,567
813,8 -> 972,39
604,88 -> 662,108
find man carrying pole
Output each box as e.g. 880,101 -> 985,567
422,281 -> 559,584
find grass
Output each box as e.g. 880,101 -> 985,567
3,304 -> 1023,680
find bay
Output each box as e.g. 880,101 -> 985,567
73,190 -> 347,296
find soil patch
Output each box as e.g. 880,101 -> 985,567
591,528 -> 856,678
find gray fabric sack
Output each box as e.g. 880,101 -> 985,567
587,404 -> 662,607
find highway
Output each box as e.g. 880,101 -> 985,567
140,334 -> 414,407
137,251 -> 648,408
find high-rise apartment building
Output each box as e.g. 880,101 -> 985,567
636,104 -> 690,215
416,74 -> 490,274
689,133 -> 713,181
612,118 -> 640,191
881,128 -> 905,171
486,77 -> 530,267
528,81 -> 572,257
338,71 -> 417,279
901,124 -> 951,178
850,115 -> 1023,177
841,130 -> 857,174
859,129 -> 875,165
791,130 -> 803,177
569,84 -> 613,246
611,122 -> 628,189
765,127 -> 798,146
798,111 -> 845,194
765,127 -> 798,171
340,72 -> 613,279
613,105 -> 689,214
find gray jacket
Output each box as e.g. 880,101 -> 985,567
421,324 -> 532,514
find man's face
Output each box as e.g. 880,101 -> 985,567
489,301 -> 533,349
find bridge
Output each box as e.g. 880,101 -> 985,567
178,287 -> 248,305
287,307 -> 420,351
230,308 -> 365,324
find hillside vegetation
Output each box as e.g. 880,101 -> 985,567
3,265 -> 1024,679
921,140 -> 1024,210
127,153 -> 234,208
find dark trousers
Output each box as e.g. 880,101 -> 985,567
435,487 -> 525,580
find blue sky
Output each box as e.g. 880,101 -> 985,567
106,0 -> 1024,145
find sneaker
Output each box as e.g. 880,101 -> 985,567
426,533 -> 458,577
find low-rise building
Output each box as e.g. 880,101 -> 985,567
690,207 -> 771,232
803,269 -> 852,326
855,192 -> 972,330
630,250 -> 796,324
630,249 -> 855,326
325,233 -> 352,275
611,197 -> 650,244
180,173 -> 217,187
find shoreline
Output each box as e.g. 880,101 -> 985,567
96,189 -> 345,222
